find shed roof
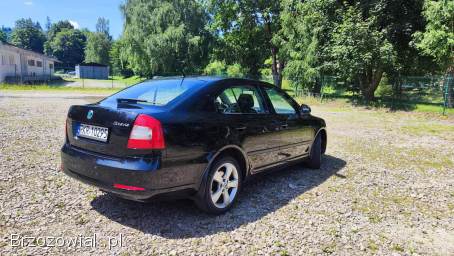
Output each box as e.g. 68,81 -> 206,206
77,62 -> 108,67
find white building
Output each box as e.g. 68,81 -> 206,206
0,41 -> 59,83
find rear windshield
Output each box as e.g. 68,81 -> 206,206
100,79 -> 201,106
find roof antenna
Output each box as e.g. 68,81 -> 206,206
179,61 -> 186,87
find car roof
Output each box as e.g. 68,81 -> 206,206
142,76 -> 273,87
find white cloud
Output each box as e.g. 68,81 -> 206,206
24,1 -> 33,5
69,20 -> 80,29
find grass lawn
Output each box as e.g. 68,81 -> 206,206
63,75 -> 145,85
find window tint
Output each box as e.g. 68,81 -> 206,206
265,87 -> 296,114
100,79 -> 202,106
216,86 -> 266,114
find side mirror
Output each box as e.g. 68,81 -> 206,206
300,104 -> 311,115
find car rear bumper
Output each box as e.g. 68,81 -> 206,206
61,143 -> 199,201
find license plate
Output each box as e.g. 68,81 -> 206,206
77,124 -> 109,142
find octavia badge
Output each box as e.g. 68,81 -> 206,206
87,110 -> 94,120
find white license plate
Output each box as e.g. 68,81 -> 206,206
78,124 -> 109,142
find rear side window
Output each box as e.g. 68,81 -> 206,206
215,86 -> 266,114
101,79 -> 200,106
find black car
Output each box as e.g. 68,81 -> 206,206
61,77 -> 327,214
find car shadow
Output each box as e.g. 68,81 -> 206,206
90,154 -> 346,238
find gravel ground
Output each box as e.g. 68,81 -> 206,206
1,92 -> 453,255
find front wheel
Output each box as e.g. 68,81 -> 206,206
306,134 -> 322,169
195,156 -> 242,214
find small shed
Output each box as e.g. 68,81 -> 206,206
76,63 -> 109,79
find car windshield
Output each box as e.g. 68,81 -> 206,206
100,79 -> 201,106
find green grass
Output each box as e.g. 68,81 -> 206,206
111,75 -> 146,85
63,75 -> 145,85
414,103 -> 454,114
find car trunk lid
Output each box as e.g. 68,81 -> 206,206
66,104 -> 146,157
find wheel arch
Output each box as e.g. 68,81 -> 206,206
197,145 -> 249,192
208,145 -> 249,179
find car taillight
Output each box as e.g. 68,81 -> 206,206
127,114 -> 165,149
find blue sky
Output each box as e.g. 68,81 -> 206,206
0,0 -> 125,39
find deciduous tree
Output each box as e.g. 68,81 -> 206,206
84,32 -> 111,65
47,29 -> 86,66
414,0 -> 454,106
331,6 -> 396,101
11,18 -> 46,53
121,0 -> 211,77
280,0 -> 339,93
208,0 -> 283,86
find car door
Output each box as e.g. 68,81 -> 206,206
214,83 -> 283,170
262,86 -> 315,162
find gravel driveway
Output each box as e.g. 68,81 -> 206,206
1,92 -> 453,255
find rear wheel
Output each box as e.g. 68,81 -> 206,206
195,156 -> 242,214
306,134 -> 322,169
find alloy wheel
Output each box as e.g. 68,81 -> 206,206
210,162 -> 239,209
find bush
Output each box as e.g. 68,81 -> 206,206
204,61 -> 227,76
204,61 -> 246,78
376,75 -> 393,98
226,63 -> 246,77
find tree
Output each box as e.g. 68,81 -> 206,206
47,29 -> 86,66
110,38 -> 133,76
96,17 -> 110,38
10,18 -> 46,53
84,32 -> 111,65
0,30 -> 6,42
208,0 -> 283,86
280,0 -> 339,93
359,0 -> 434,97
1,26 -> 12,42
44,20 -> 75,56
414,0 -> 454,106
330,6 -> 396,101
415,0 -> 453,70
45,16 -> 52,32
46,20 -> 74,41
121,0 -> 211,77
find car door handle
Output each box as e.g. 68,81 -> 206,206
235,126 -> 247,131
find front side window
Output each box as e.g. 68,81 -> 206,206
265,87 -> 297,115
215,86 -> 266,114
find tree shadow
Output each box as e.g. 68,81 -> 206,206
90,154 -> 346,239
324,90 -> 445,112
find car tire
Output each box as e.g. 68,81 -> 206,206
306,134 -> 322,169
195,156 -> 242,214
